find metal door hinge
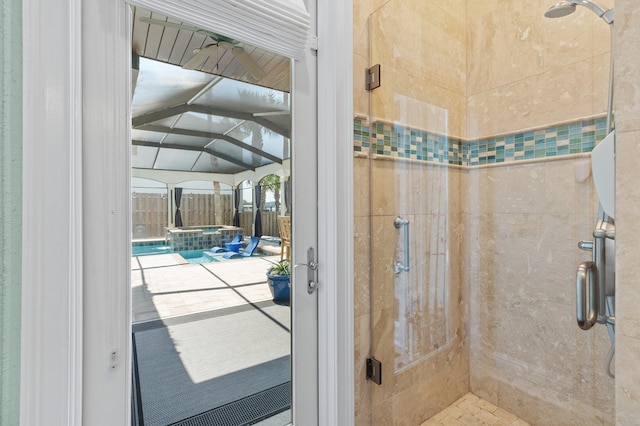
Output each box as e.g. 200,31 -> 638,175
366,64 -> 381,91
366,357 -> 382,385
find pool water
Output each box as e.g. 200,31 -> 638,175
178,250 -> 219,264
201,227 -> 220,233
131,245 -> 218,264
132,243 -> 269,263
132,245 -> 172,256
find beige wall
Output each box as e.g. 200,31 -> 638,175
466,1 -> 615,424
354,151 -> 468,426
467,159 -> 614,425
613,0 -> 640,424
357,1 -> 467,138
354,0 -> 628,424
467,0 -> 613,138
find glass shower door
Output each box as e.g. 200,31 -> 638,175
361,1 -> 468,424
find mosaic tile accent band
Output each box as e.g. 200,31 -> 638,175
353,117 -> 608,167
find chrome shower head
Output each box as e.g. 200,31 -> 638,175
544,0 -> 614,24
545,2 -> 576,18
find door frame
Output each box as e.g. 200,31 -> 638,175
21,0 -> 353,424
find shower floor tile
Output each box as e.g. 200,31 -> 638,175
422,393 -> 530,426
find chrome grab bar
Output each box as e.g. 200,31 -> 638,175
576,261 -> 598,330
575,208 -> 615,378
394,216 -> 410,274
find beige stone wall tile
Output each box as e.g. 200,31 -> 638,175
364,158 -> 466,423
474,212 -> 581,304
616,127 -> 640,324
354,52 -> 370,117
354,313 -> 372,424
371,83 -> 466,139
352,0 -> 384,118
465,159 -> 599,217
592,51 -> 612,118
371,307 -> 395,403
615,335 -> 640,426
467,57 -> 600,137
371,1 -> 465,94
353,0 -> 369,58
391,381 -> 446,426
467,163 -> 547,213
467,0 -> 613,139
353,0 -> 389,58
370,159 -> 410,217
432,0 -> 467,22
540,0 -> 610,72
615,2 -> 640,424
410,163 -> 452,215
467,0 -> 547,96
543,158 -> 599,215
371,397 -> 393,426
466,0 -> 499,20
496,374 -> 612,426
469,362 -> 500,407
447,167 -> 466,215
389,346 -> 468,426
614,3 -> 640,133
448,214 -> 467,340
369,1 -> 466,137
354,157 -> 371,217
616,130 -> 640,339
435,338 -> 469,403
354,216 -> 371,318
370,214 -> 399,312
468,159 -> 613,424
472,358 -> 611,425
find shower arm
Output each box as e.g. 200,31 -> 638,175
571,0 -> 613,23
606,24 -> 614,133
573,0 -> 615,132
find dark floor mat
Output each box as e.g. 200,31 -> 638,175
169,382 -> 291,426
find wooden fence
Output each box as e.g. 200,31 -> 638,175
132,192 -> 281,238
181,193 -> 234,228
132,193 -> 169,238
237,211 -> 279,237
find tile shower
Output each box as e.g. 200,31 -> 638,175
353,0 -> 621,425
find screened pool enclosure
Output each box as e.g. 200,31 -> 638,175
130,6 -> 292,239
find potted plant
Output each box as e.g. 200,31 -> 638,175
266,260 -> 290,305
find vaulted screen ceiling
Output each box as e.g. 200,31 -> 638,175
131,6 -> 291,175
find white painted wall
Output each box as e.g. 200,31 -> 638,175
1,0 -> 23,424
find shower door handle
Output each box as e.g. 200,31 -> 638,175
576,261 -> 598,330
394,216 -> 410,274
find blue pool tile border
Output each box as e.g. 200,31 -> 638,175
353,117 -> 607,167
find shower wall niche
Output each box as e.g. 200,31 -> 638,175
354,1 -> 615,425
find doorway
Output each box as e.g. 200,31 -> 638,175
21,0 -> 355,424
128,6 -> 309,425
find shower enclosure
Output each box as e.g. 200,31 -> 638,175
354,1 -> 615,424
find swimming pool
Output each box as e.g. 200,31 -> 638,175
177,250 -> 219,264
131,244 -> 218,264
132,243 -> 269,263
132,245 -> 172,256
